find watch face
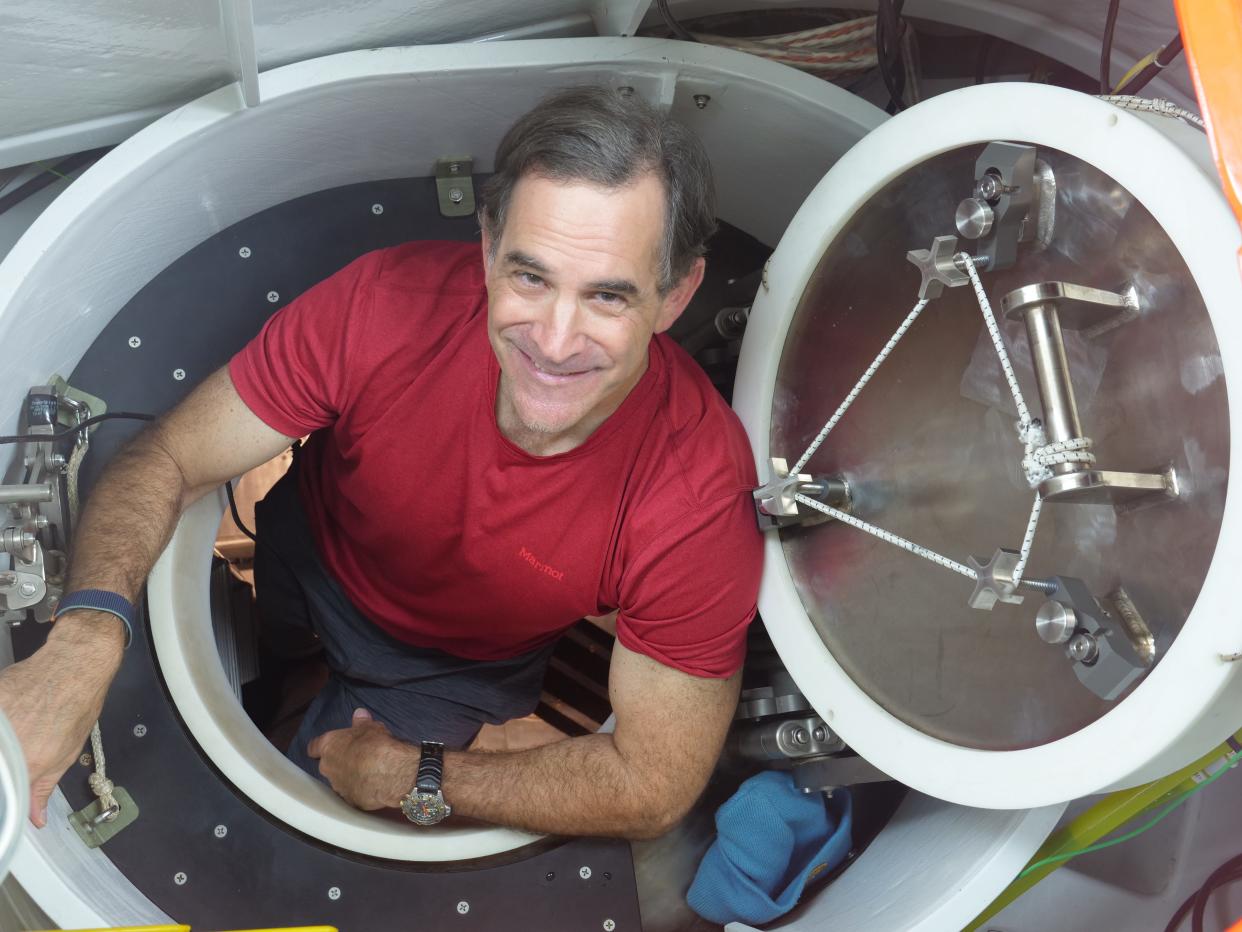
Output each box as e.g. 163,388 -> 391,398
401,791 -> 450,826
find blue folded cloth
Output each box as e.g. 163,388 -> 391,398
687,771 -> 853,926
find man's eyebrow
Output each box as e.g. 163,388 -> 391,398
586,278 -> 640,297
503,251 -> 549,273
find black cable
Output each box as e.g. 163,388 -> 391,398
876,0 -> 908,113
656,0 -> 696,42
0,147 -> 111,218
1100,0 -> 1123,94
1116,33 -> 1184,95
0,411 -> 156,445
225,480 -> 258,543
1163,852 -> 1242,932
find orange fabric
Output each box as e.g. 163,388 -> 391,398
1176,0 -> 1242,276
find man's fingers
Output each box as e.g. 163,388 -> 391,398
29,796 -> 45,829
352,708 -> 373,723
307,735 -> 323,759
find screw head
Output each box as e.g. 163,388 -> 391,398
1036,601 -> 1078,645
617,86 -> 634,97
172,368 -> 186,381
579,865 -> 592,880
545,871 -> 555,881
133,724 -> 147,738
693,93 -> 711,109
1068,633 -> 1099,664
604,921 -> 616,931
448,188 -> 464,204
793,728 -> 809,744
457,901 -> 470,914
813,726 -> 827,742
79,753 -> 92,767
128,336 -> 142,348
266,290 -> 279,303
213,824 -> 227,838
174,871 -> 187,886
328,886 -> 341,901
449,162 -> 460,174
371,203 -> 384,215
18,581 -> 36,598
238,246 -> 252,258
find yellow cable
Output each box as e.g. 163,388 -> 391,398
1113,49 -> 1159,92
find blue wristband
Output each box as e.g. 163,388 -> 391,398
54,589 -> 135,648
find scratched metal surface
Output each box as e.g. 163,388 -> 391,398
771,145 -> 1229,750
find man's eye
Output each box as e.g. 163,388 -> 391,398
595,291 -> 624,306
516,272 -> 544,287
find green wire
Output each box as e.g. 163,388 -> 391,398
1019,752 -> 1241,879
34,160 -> 72,181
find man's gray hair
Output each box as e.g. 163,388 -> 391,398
479,86 -> 717,294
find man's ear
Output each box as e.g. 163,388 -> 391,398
654,257 -> 706,334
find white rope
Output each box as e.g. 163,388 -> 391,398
790,298 -> 931,476
65,423 -> 119,821
794,493 -> 978,580
87,723 -> 118,818
784,254 -> 1088,592
1097,95 -> 1205,129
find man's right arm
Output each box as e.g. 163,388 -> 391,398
0,366 -> 295,826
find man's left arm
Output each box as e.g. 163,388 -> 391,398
309,640 -> 740,840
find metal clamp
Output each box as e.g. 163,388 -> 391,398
1000,281 -> 1178,508
753,457 -> 850,530
954,142 -> 1055,271
435,157 -> 475,218
1035,575 -> 1151,701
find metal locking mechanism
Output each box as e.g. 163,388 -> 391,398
752,457 -> 851,530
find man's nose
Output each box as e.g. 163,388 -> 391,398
532,292 -> 584,364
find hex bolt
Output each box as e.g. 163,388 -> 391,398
128,336 -> 142,348
328,886 -> 341,901
604,921 -> 616,931
173,369 -> 186,381
79,753 -> 92,767
449,188 -> 465,204
18,581 -> 36,598
579,866 -> 592,880
213,824 -> 227,838
133,724 -> 147,738
793,728 -> 809,744
457,901 -> 470,915
174,872 -> 187,886
813,726 -> 826,742
693,94 -> 711,109
266,291 -> 280,303
371,204 -> 384,215
238,246 -> 252,258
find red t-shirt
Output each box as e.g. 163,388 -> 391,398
229,241 -> 762,677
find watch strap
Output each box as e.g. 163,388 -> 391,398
54,589 -> 134,648
416,740 -> 445,793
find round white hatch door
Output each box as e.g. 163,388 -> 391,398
734,83 -> 1242,810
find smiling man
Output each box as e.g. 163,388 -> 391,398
0,86 -> 763,839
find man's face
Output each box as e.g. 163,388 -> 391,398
484,172 -> 702,450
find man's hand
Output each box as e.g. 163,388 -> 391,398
0,612 -> 125,827
307,709 -> 419,810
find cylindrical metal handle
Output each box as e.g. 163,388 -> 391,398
1021,303 -> 1083,475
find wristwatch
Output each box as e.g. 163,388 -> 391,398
399,740 -> 452,826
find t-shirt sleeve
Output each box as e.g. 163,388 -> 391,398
615,490 -> 763,678
228,251 -> 382,437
